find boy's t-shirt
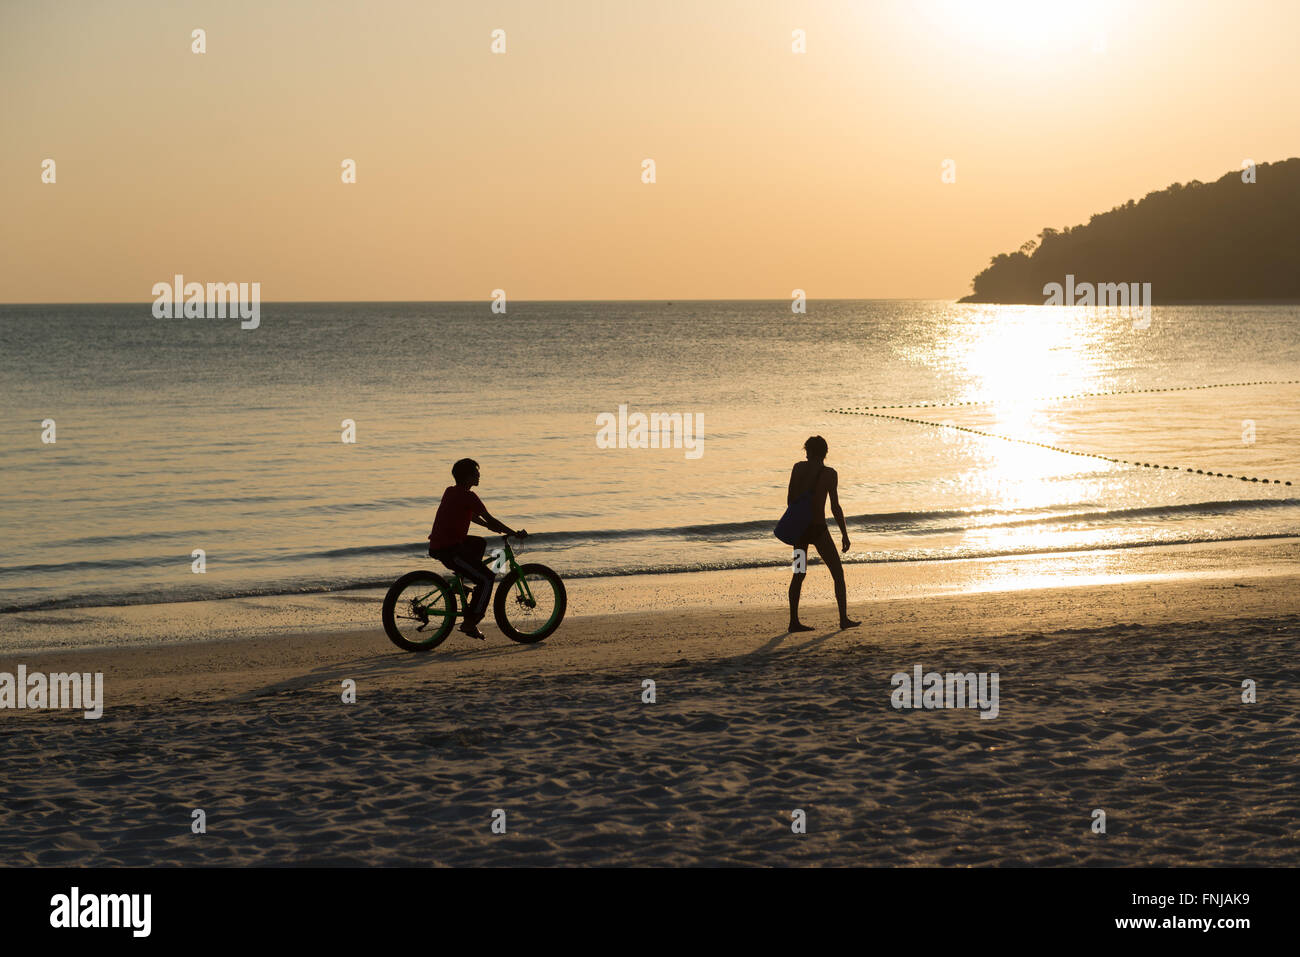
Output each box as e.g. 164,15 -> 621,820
428,486 -> 485,550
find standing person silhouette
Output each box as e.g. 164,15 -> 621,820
427,458 -> 527,640
787,436 -> 860,633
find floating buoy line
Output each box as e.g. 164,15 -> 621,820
826,407 -> 1293,486
838,379 -> 1300,411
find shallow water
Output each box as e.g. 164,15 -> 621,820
2,300 -> 1297,613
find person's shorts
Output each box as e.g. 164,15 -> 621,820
794,522 -> 832,550
428,535 -> 487,571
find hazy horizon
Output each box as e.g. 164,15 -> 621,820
3,0 -> 1298,303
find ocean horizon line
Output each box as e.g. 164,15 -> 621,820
4,297 -> 1300,308
0,296 -> 953,307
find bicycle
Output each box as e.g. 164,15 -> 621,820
382,534 -> 567,652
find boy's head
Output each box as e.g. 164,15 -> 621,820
804,435 -> 828,461
451,458 -> 480,487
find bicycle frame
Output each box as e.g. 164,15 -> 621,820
419,535 -> 536,617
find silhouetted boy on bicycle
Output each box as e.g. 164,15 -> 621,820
428,458 -> 527,639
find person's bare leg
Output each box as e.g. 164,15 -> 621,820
788,571 -> 813,632
813,529 -> 859,629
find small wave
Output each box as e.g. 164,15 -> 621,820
3,498 -> 1296,577
4,529 -> 1298,614
910,497 -> 1300,534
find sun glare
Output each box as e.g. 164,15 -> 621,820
919,0 -> 1104,57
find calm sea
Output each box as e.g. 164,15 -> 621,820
2,300 -> 1298,613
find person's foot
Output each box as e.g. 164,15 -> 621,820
788,621 -> 815,633
459,622 -> 487,640
839,618 -> 861,630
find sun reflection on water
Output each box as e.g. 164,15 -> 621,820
923,305 -> 1124,544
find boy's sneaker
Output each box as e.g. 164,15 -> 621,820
459,622 -> 487,640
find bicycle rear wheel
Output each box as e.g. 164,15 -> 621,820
383,570 -> 457,651
493,563 -> 566,643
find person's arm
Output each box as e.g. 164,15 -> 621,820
829,470 -> 850,552
473,504 -> 522,536
787,464 -> 801,506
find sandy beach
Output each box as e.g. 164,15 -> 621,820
2,539 -> 1297,866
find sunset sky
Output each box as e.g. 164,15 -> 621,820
2,0 -> 1297,303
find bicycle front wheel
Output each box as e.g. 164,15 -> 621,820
383,570 -> 457,651
493,563 -> 566,643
